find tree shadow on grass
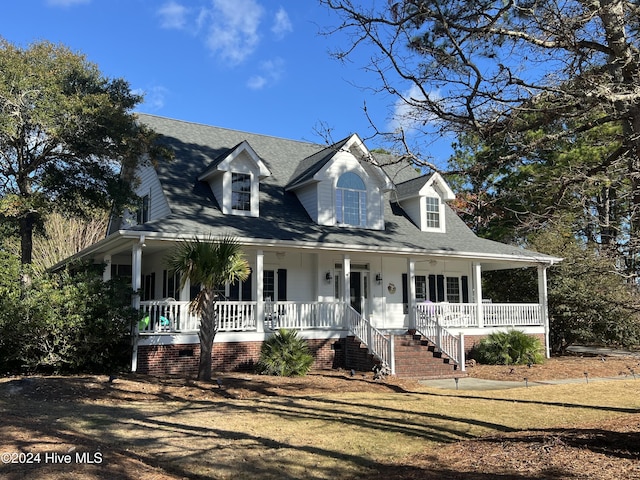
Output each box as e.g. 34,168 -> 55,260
1,375 -> 637,479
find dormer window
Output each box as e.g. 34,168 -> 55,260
231,173 -> 251,212
137,194 -> 150,224
394,173 -> 454,233
197,140 -> 271,218
425,197 -> 440,229
336,172 -> 367,226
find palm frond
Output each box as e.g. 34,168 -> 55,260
165,235 -> 250,315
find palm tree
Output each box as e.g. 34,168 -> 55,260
166,236 -> 250,381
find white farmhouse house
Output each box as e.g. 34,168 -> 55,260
66,114 -> 560,378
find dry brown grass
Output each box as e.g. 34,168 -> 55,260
0,355 -> 639,479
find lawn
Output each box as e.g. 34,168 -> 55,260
1,356 -> 639,479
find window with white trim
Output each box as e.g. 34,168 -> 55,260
137,194 -> 150,224
231,173 -> 251,212
415,275 -> 427,301
336,172 -> 366,226
163,270 -> 181,300
263,270 -> 275,301
425,196 -> 440,229
263,269 -> 287,301
446,277 -> 461,303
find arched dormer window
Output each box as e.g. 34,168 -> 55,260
336,172 -> 366,226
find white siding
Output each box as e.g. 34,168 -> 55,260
121,164 -> 171,228
230,152 -> 256,174
295,184 -> 318,222
144,165 -> 171,221
290,150 -> 388,230
208,175 -> 224,211
368,183 -> 385,230
400,197 -> 423,230
316,179 -> 334,225
317,151 -> 385,230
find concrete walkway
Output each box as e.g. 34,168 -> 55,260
566,345 -> 640,357
419,346 -> 640,390
419,374 -> 635,391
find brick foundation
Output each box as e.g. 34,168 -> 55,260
136,337 -> 344,377
135,332 -> 547,378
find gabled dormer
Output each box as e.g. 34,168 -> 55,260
285,134 -> 394,230
198,140 -> 271,217
394,172 -> 455,233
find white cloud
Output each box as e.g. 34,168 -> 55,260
157,1 -> 188,30
46,0 -> 90,6
271,7 -> 292,39
247,75 -> 267,90
134,86 -> 169,112
203,0 -> 264,65
247,57 -> 284,90
389,84 -> 439,133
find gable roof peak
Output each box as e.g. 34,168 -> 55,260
198,139 -> 271,181
286,133 -> 396,191
395,171 -> 455,201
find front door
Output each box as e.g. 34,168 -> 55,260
350,271 -> 362,313
336,268 -> 369,316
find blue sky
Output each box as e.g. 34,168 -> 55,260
1,0 -> 453,165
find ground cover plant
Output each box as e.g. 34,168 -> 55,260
471,329 -> 545,366
0,355 -> 639,479
257,328 -> 314,376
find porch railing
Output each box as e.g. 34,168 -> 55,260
415,308 -> 463,367
482,303 -> 541,326
345,305 -> 395,374
416,302 -> 542,327
139,300 -> 543,334
138,300 -> 257,333
265,301 -> 345,331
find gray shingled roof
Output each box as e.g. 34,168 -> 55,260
129,113 -> 556,265
286,136 -> 352,189
394,176 -> 430,199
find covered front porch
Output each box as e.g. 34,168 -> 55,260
138,299 -> 545,334
137,298 -> 547,376
71,232 -> 555,377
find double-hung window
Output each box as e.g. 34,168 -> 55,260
446,277 -> 461,303
336,172 -> 366,226
425,196 -> 440,229
231,173 -> 251,212
137,194 -> 150,224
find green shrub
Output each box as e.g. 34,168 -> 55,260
472,330 -> 544,366
0,257 -> 135,375
257,329 -> 314,376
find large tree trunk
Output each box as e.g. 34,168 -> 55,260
197,290 -> 218,381
19,212 -> 35,265
599,0 -> 640,279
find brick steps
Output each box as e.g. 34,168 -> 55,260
345,333 -> 465,380
393,333 -> 463,380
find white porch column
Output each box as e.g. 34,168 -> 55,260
255,250 -> 264,333
538,265 -> 551,358
180,278 -> 190,302
131,237 -> 144,373
342,255 -> 351,308
102,255 -> 112,282
131,238 -> 144,309
473,262 -> 484,328
407,257 -> 416,330
342,255 -> 351,330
